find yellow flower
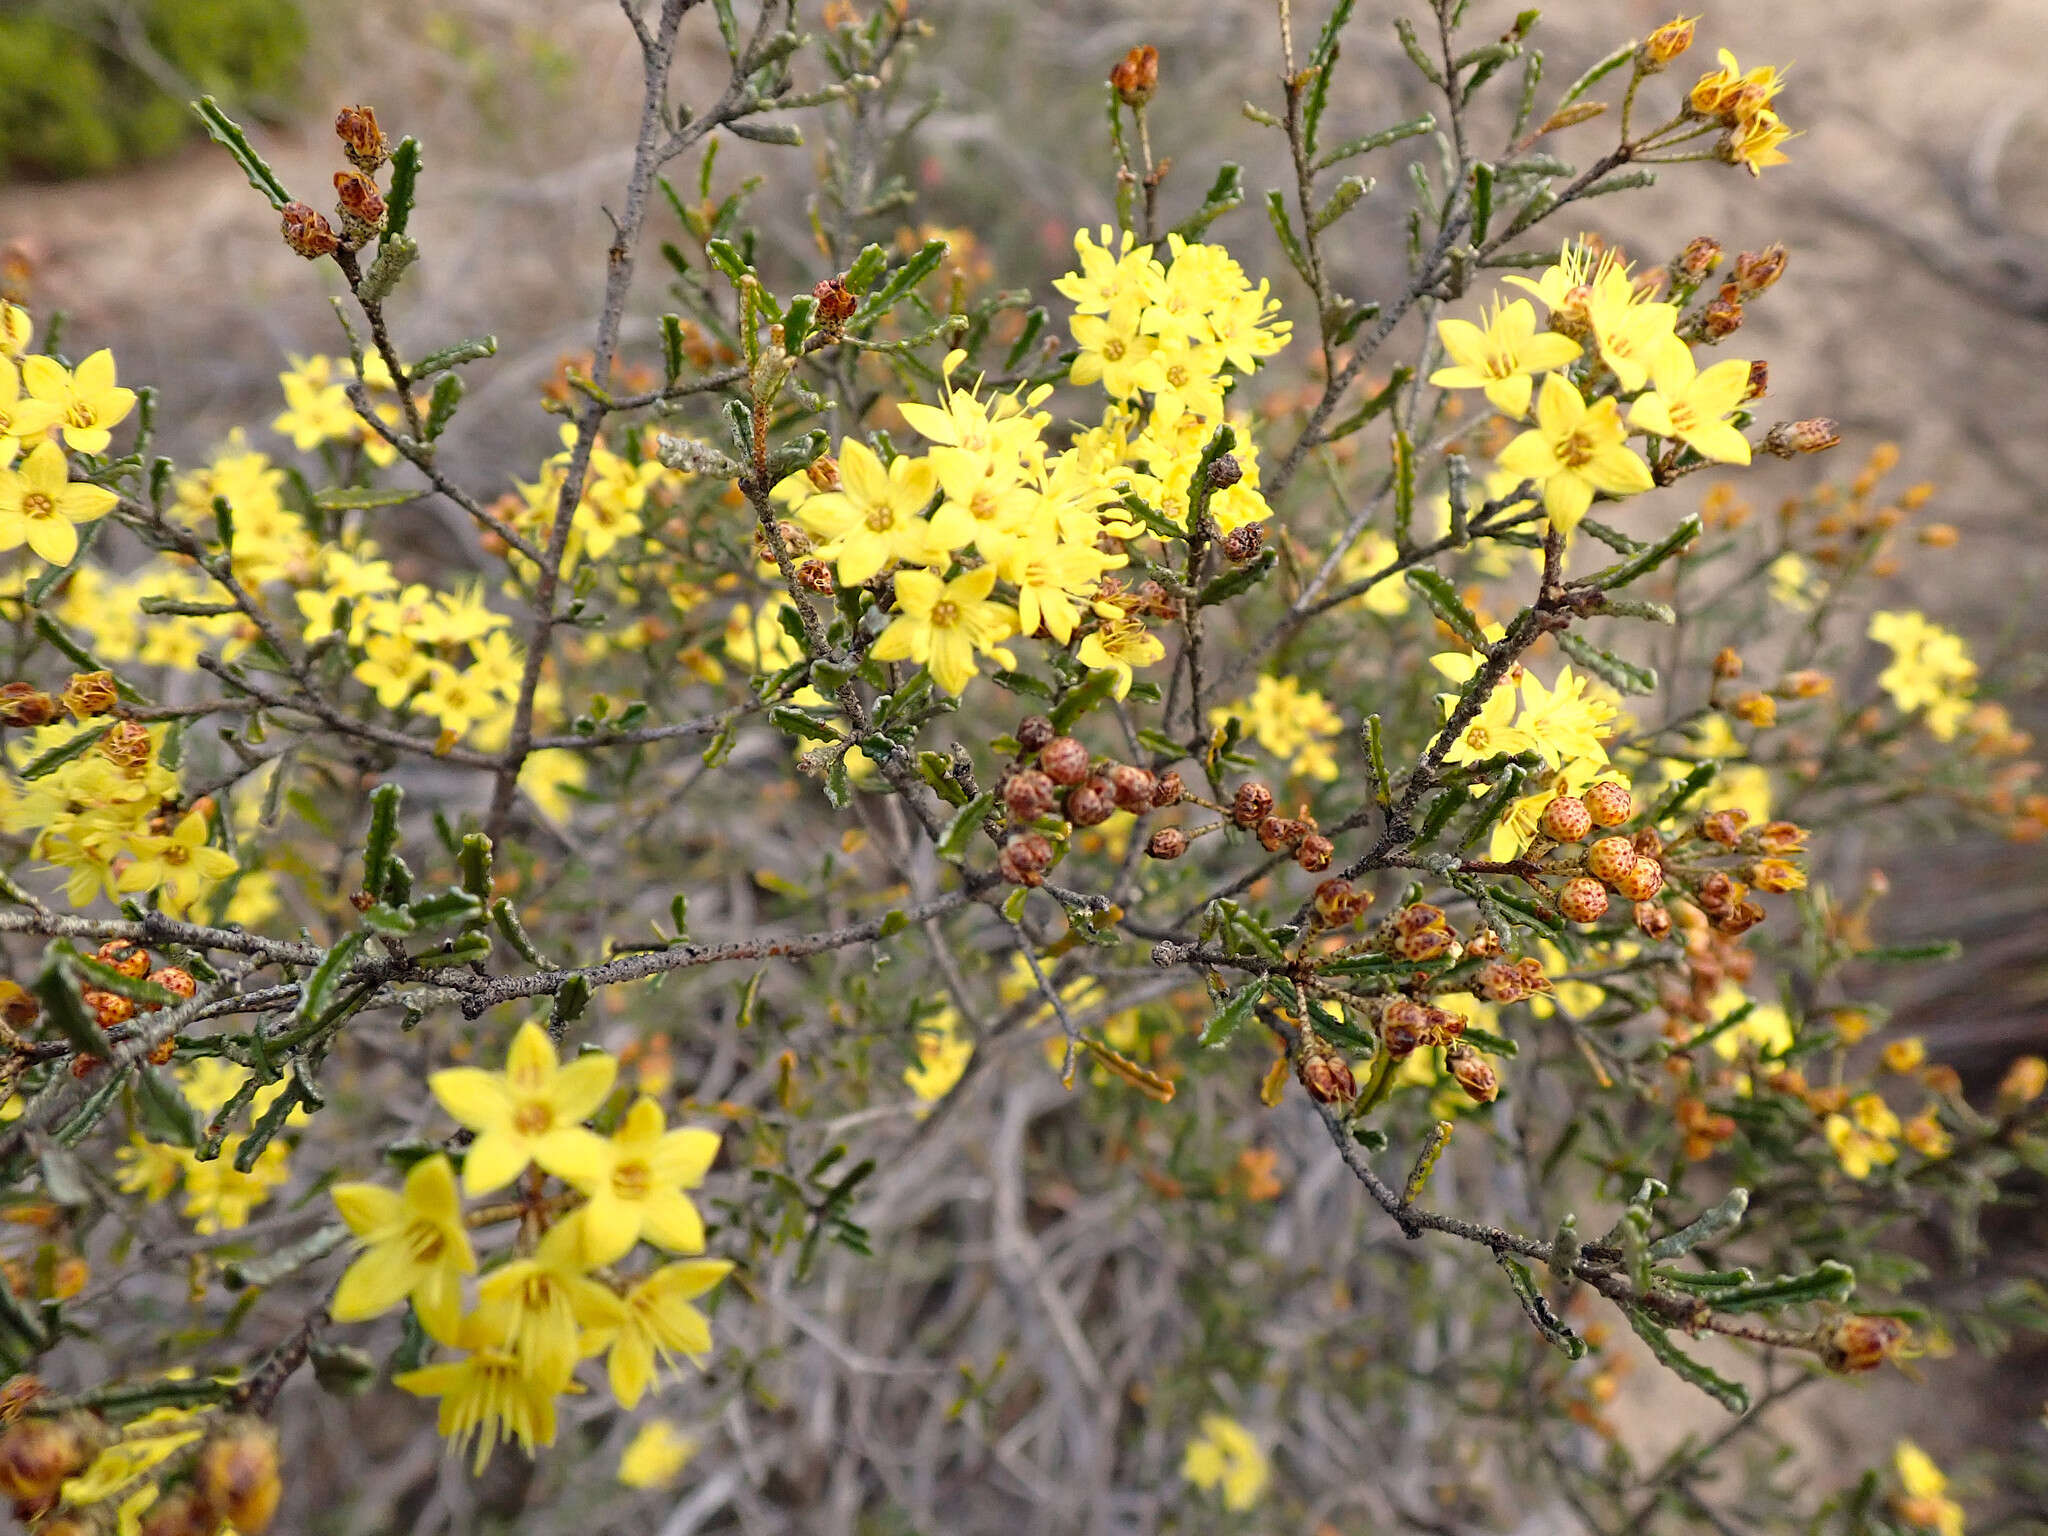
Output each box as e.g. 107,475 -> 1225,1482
1215,673 -> 1345,781
0,440 -> 117,565
1892,1440 -> 1966,1536
1429,296 -> 1583,417
587,1258 -> 733,1409
1767,552 -> 1816,610
394,1310 -> 563,1474
331,1153 -> 477,1342
1514,666 -> 1616,766
905,1008 -> 973,1102
1628,344 -> 1753,464
1074,615 -> 1165,701
1726,109 -> 1796,176
1709,989 -> 1795,1062
870,564 -> 1017,696
475,1214 -> 623,1391
1494,375 -> 1652,536
618,1420 -> 697,1489
1689,49 -> 1788,122
0,356 -> 59,465
1826,1111 -> 1898,1180
550,1096 -> 720,1265
1869,610 -> 1976,740
0,303 -> 28,358
429,1021 -> 616,1194
1003,536 -> 1125,645
1850,1092 -> 1902,1140
115,1136 -> 186,1202
271,354 -> 358,450
20,348 -> 135,455
116,809 -> 239,914
1182,1414 -> 1269,1511
1441,672 -> 1530,768
1881,1037 -> 1928,1074
796,438 -> 938,586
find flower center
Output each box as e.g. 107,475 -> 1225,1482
65,404 -> 96,429
1464,726 -> 1490,750
1165,363 -> 1189,387
1558,429 -> 1598,469
1102,338 -> 1126,361
929,600 -> 959,628
406,1221 -> 446,1265
970,489 -> 998,520
513,1101 -> 553,1137
611,1160 -> 652,1201
21,492 -> 53,519
863,505 -> 895,532
163,844 -> 190,866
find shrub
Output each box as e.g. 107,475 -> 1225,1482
0,4 -> 2039,1533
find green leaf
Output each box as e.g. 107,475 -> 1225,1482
1625,1308 -> 1751,1414
384,137 -> 422,238
412,336 -> 498,377
192,97 -> 290,209
1199,979 -> 1264,1048
1649,1187 -> 1749,1260
1404,568 -> 1488,647
1558,632 -> 1657,694
34,955 -> 106,1059
1501,1253 -> 1586,1358
936,792 -> 996,863
1557,42 -> 1634,107
853,239 -> 948,326
294,933 -> 365,1028
457,834 -> 493,900
1050,667 -> 1119,732
405,889 -> 484,929
1194,550 -> 1277,607
1697,1260 -> 1855,1312
137,1067 -> 200,1149
769,705 -> 843,744
550,975 -> 593,1033
1646,761 -> 1716,825
1264,191 -> 1314,287
1590,514 -> 1700,590
844,242 -> 888,294
362,783 -> 403,899
1302,0 -> 1355,155
56,944 -> 181,1008
19,724 -> 110,781
425,373 -> 462,441
728,120 -> 804,147
1312,173 -> 1373,233
1313,114 -> 1436,171
1169,162 -> 1246,241
315,486 -> 418,513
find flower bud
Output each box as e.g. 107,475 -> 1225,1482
1015,715 -> 1055,754
1712,647 -> 1743,681
1540,795 -> 1592,842
1998,1054 -> 2047,1105
1313,878 -> 1369,927
999,833 -> 1054,887
806,455 -> 841,492
1743,359 -> 1770,401
98,720 -> 153,770
0,1415 -> 99,1504
1230,781 -> 1274,829
280,201 -> 341,259
1379,999 -> 1431,1058
1298,1044 -> 1357,1104
60,671 -> 118,720
1585,836 -> 1637,886
1634,900 -> 1673,940
1446,1044 -> 1499,1104
795,559 -> 834,594
1558,877 -> 1609,924
1700,808 -> 1749,846
0,684 -> 57,728
1109,44 -> 1160,107
1701,292 -> 1744,339
1732,243 -> 1788,294
1204,453 -> 1243,492
0,981 -> 37,1032
1065,776 -> 1117,827
1392,903 -> 1445,935
811,275 -> 857,329
1677,234 -> 1722,279
1150,770 -> 1184,808
1762,419 -> 1842,457
333,170 -> 387,240
139,1486 -> 218,1536
1582,781 -> 1633,828
1640,15 -> 1697,70
1776,669 -> 1831,698
1818,1314 -> 1907,1374
1145,827 -> 1188,860
1256,815 -> 1304,853
1393,923 -> 1453,962
334,104 -> 390,171
1221,522 -> 1264,563
1038,736 -> 1089,786
95,941 -> 149,979
1108,763 -> 1156,814
196,1418 -> 282,1533
1295,833 -> 1334,873
1003,769 -> 1057,821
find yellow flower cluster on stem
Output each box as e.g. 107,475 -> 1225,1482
324,1024 -> 732,1472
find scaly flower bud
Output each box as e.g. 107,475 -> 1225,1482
1109,45 -> 1160,107
1762,419 -> 1842,457
280,201 -> 341,259
0,683 -> 57,728
334,104 -> 391,171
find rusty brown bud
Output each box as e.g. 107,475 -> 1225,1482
1205,452 -> 1243,491
196,1418 -> 282,1533
0,683 -> 57,728
1763,418 -> 1841,457
1256,815 -> 1304,853
1039,735 -> 1089,785
333,170 -> 387,239
1108,763 -> 1156,814
1015,715 -> 1055,754
334,104 -> 390,171
1230,781 -> 1274,828
1295,833 -> 1334,872
1634,899 -> 1674,940
811,275 -> 857,328
999,833 -> 1054,887
1699,808 -> 1750,847
1818,1314 -> 1907,1374
1145,826 -> 1188,860
1299,1044 -> 1358,1104
1065,776 -> 1118,827
1109,44 -> 1160,107
1003,769 -> 1058,821
1732,243 -> 1788,294
1220,521 -> 1264,563
97,720 -> 152,770
1150,770 -> 1184,808
59,671 -> 118,719
1677,234 -> 1722,279
280,201 -> 341,259
1446,1044 -> 1499,1104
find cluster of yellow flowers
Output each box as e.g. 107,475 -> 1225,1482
328,1024 -> 730,1471
1428,628 -> 1626,860
1869,610 -> 1978,741
0,721 -> 236,914
1687,47 -> 1796,178
1213,673 -> 1344,783
0,306 -> 132,564
512,423 -> 672,575
116,1058 -> 296,1233
1181,1412 -> 1269,1512
764,229 -> 1287,700
1431,242 -> 1756,537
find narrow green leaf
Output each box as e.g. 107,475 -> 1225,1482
192,97 -> 290,208
1591,514 -> 1700,590
384,137 -> 422,238
937,792 -> 996,863
362,782 -> 402,899
1199,979 -> 1264,1048
1313,114 -> 1436,171
1626,1307 -> 1751,1414
1649,1188 -> 1749,1259
1557,43 -> 1634,108
1558,632 -> 1657,694
1404,568 -> 1487,647
412,336 -> 498,377
1501,1253 -> 1586,1358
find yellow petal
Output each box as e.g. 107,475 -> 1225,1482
652,1127 -> 720,1188
331,1245 -> 416,1321
330,1181 -> 402,1238
504,1020 -> 559,1089
534,1124 -> 612,1185
639,1193 -> 707,1255
429,1067 -> 513,1133
550,1052 -> 619,1123
460,1129 -> 530,1195
579,1191 -> 643,1266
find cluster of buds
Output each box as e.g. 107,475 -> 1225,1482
1534,782 -> 1668,925
997,717 -> 1183,885
1227,781 -> 1332,872
1675,1094 -> 1739,1160
72,941 -> 196,1071
1475,956 -> 1551,1005
1373,996 -> 1467,1059
1296,1036 -> 1357,1105
280,104 -> 394,258
1108,44 -> 1160,108
810,275 -> 857,335
0,671 -> 120,729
